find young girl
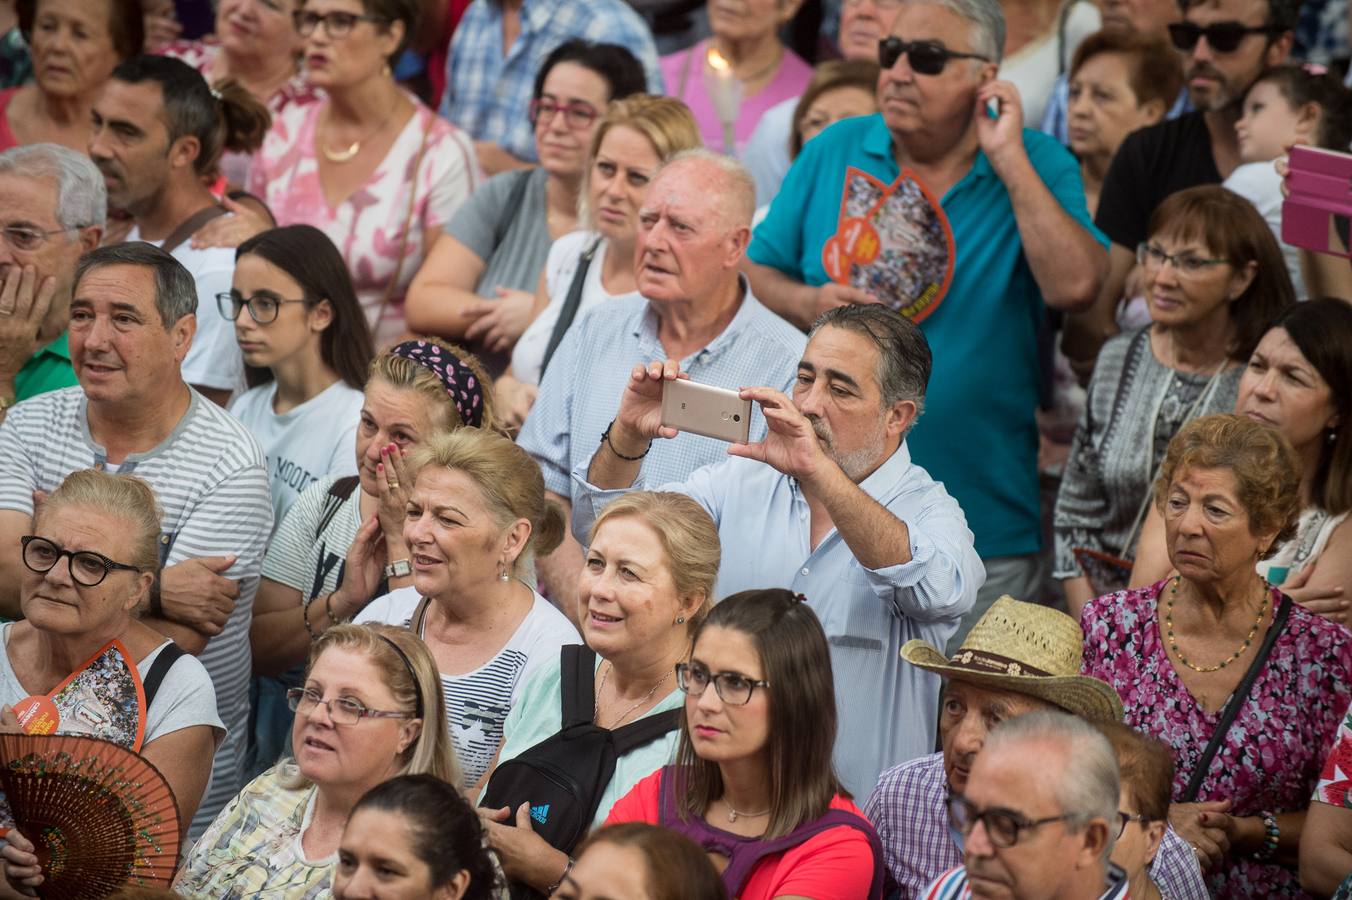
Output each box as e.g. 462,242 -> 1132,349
1227,65 -> 1352,298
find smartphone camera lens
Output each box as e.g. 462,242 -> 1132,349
733,414 -> 741,422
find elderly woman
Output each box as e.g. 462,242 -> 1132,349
355,428 -> 581,788
1055,186 -> 1296,615
0,0 -> 142,151
198,0 -> 480,346
0,469 -> 221,892
248,338 -> 492,773
1080,414 -> 1352,897
558,824 -> 728,900
173,623 -> 458,898
406,39 -> 646,372
493,95 -> 701,430
1099,723 -> 1181,900
477,491 -> 719,894
1133,299 -> 1352,626
660,0 -> 812,155
607,589 -> 884,900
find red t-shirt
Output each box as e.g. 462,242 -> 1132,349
606,770 -> 876,900
0,87 -> 19,152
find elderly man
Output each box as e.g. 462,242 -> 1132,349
572,303 -> 982,796
746,0 -> 1106,639
0,243 -> 272,838
88,55 -> 247,405
0,144 -> 105,421
867,597 -> 1207,899
518,149 -> 805,614
925,710 -> 1128,899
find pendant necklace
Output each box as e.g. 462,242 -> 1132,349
725,802 -> 770,824
321,107 -> 395,163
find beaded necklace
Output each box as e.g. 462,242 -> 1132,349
1164,576 -> 1268,673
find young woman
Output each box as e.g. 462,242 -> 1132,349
555,824 -> 727,900
225,225 -> 375,527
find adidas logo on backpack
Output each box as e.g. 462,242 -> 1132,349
530,804 -> 550,825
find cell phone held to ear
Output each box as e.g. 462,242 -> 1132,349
1282,145 -> 1352,258
660,379 -> 752,444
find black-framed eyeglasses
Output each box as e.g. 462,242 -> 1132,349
1116,811 -> 1150,838
0,223 -> 79,253
1136,242 -> 1230,277
293,9 -> 387,39
879,37 -> 990,75
529,97 -> 600,130
217,290 -> 311,324
675,662 -> 769,706
1167,21 -> 1284,53
947,795 -> 1075,848
20,535 -> 143,587
286,687 -> 411,726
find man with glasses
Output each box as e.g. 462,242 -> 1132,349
924,710 -> 1128,900
1063,0 -> 1295,375
0,145 -> 105,423
745,0 -> 1107,652
0,242 -> 272,840
865,597 -> 1206,899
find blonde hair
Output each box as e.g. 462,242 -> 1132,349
408,429 -> 565,580
368,338 -> 496,433
36,469 -> 161,572
581,94 -> 702,227
282,623 -> 461,790
589,492 -> 720,631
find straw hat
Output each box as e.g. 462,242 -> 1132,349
900,596 -> 1123,723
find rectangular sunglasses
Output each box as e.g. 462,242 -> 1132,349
878,36 -> 991,75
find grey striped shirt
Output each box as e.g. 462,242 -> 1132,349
0,387 -> 273,838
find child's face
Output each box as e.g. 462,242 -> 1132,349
1236,80 -> 1308,163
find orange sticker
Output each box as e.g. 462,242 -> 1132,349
839,217 -> 881,264
13,695 -> 59,735
822,235 -> 849,282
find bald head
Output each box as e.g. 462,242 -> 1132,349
652,149 -> 757,233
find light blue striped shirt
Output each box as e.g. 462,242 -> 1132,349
571,441 -> 983,797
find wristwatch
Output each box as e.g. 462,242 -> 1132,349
383,559 -> 412,578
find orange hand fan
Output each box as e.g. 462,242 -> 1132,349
0,732 -> 181,898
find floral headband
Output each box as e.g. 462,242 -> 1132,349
389,340 -> 484,429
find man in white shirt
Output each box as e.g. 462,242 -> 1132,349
88,55 -> 248,405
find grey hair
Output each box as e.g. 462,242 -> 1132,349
657,148 -> 757,231
0,143 -> 107,231
810,305 -> 930,431
984,711 -> 1120,862
901,0 -> 1006,63
74,242 -> 198,327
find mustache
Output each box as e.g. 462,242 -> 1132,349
1186,62 -> 1225,82
806,414 -> 831,446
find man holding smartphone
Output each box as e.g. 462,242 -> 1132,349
571,304 -> 983,798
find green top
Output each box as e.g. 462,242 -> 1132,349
14,332 -> 76,402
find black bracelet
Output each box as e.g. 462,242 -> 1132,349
1253,811 -> 1279,860
601,420 -> 650,461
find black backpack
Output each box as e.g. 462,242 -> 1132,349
479,644 -> 680,861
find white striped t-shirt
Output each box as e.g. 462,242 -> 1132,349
0,387 -> 273,838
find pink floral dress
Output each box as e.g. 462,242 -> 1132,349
1081,580 -> 1352,898
247,99 -> 481,346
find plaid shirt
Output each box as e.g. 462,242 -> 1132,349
866,752 -> 1211,900
439,0 -> 663,162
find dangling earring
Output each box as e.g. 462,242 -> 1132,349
498,560 -> 510,582
1329,429 -> 1338,445
383,62 -> 393,79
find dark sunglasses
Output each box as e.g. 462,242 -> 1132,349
1167,21 -> 1284,53
879,36 -> 990,75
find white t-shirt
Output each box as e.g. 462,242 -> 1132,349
999,0 -> 1100,128
128,225 -> 245,396
262,474 -> 363,602
510,231 -> 642,386
355,585 -> 581,785
229,380 -> 363,528
1223,161 -> 1307,298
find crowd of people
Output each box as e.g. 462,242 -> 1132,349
0,0 -> 1350,897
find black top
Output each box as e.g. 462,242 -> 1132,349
1094,112 -> 1222,250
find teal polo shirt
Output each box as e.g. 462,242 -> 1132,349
749,114 -> 1106,558
14,331 -> 77,403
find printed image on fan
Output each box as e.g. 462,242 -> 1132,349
842,170 -> 881,219
50,647 -> 142,748
847,177 -> 952,320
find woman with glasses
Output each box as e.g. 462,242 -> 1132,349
198,0 -> 480,347
1054,185 -> 1294,616
476,491 -> 718,895
224,225 -> 374,528
1099,723 -> 1176,900
0,468 -> 221,896
173,622 -> 458,899
606,589 -> 885,900
405,39 -> 646,374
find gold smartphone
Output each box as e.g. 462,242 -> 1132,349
660,379 -> 752,443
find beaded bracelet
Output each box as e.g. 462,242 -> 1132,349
601,420 -> 650,461
1253,811 -> 1279,860
301,595 -> 321,641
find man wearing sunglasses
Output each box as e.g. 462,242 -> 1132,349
865,597 -> 1207,899
745,0 -> 1107,653
1063,0 -> 1295,376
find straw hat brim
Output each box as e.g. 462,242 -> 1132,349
901,640 -> 1124,724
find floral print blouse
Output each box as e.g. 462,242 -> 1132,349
1081,580 -> 1352,898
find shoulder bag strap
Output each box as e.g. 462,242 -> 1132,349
315,475 -> 362,540
160,205 -> 228,255
722,809 -> 886,900
142,642 -> 187,710
610,707 -> 681,755
559,644 -> 597,729
1181,594 -> 1292,802
412,594 -> 433,634
538,237 -> 602,379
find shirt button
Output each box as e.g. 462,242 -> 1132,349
800,567 -> 810,576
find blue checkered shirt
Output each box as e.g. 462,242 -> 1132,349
440,0 -> 663,162
866,752 -> 1212,900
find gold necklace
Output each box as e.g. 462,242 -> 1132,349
594,662 -> 670,728
724,800 -> 770,823
320,107 -> 396,163
1164,576 -> 1268,673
